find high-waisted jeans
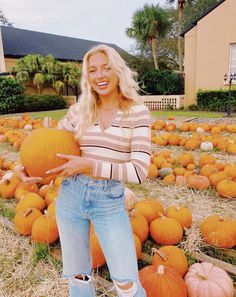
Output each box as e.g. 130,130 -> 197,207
56,174 -> 146,297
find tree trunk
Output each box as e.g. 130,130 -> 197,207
151,37 -> 159,70
177,0 -> 184,72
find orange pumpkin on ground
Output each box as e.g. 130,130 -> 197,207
32,211 -> 59,244
200,215 -> 236,248
186,175 -> 210,190
90,232 -> 106,269
139,265 -> 187,297
134,199 -> 164,224
150,216 -> 183,245
14,208 -> 42,235
152,246 -> 188,277
20,128 -> 80,179
129,210 -> 149,243
166,205 -> 192,228
216,179 -> 236,198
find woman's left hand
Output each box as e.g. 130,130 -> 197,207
46,154 -> 94,177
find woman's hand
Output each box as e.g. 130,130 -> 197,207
45,154 -> 94,177
14,164 -> 42,183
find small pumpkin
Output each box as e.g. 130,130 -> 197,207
32,210 -> 59,244
200,215 -> 236,248
186,175 -> 210,190
124,187 -> 137,211
185,262 -> 233,297
14,208 -> 42,235
166,205 -> 192,228
150,215 -> 183,245
134,199 -> 164,224
216,179 -> 236,198
200,141 -> 213,151
129,209 -> 149,243
15,192 -> 46,213
90,232 -> 106,269
152,246 -> 188,277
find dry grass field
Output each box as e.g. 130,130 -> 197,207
0,114 -> 236,297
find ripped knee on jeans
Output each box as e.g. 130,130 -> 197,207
113,280 -> 138,296
69,274 -> 94,286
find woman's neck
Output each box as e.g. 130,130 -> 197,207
98,94 -> 120,111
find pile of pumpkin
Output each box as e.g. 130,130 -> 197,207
151,118 -> 236,154
1,174 -> 235,296
148,148 -> 236,198
0,114 -> 57,148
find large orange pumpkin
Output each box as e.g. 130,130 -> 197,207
20,128 -> 80,178
139,265 -> 187,297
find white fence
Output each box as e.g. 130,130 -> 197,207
141,95 -> 185,110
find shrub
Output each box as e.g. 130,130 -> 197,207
0,77 -> 25,114
140,70 -> 184,95
22,95 -> 67,112
188,104 -> 199,111
197,89 -> 236,111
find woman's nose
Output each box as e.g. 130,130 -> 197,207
97,69 -> 105,78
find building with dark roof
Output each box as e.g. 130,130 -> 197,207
0,26 -> 124,73
181,0 -> 236,106
0,26 -> 124,100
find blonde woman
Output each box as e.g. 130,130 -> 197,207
18,44 -> 151,297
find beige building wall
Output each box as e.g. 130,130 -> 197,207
5,58 -> 17,72
184,0 -> 236,106
0,27 -> 6,72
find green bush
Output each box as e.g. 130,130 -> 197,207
140,70 -> 184,95
197,89 -> 236,111
0,77 -> 26,114
22,95 -> 67,112
188,104 -> 199,111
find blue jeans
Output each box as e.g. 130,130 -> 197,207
56,174 -> 146,297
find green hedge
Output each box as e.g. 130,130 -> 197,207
0,77 -> 67,114
140,70 -> 184,95
22,95 -> 67,112
197,89 -> 236,111
0,77 -> 25,114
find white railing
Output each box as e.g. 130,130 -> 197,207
141,95 -> 185,110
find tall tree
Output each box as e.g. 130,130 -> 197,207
166,0 -> 219,71
166,0 -> 192,72
126,4 -> 170,70
0,9 -> 13,27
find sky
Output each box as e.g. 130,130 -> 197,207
0,0 -> 169,52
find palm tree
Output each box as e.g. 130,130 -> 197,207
166,0 -> 195,72
13,54 -> 81,95
126,4 -> 170,70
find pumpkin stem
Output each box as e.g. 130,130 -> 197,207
197,273 -> 208,280
157,265 -> 165,274
129,209 -> 136,218
23,208 -> 33,217
153,249 -> 168,261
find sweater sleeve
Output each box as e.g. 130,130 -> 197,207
92,106 -> 151,184
57,104 -> 79,132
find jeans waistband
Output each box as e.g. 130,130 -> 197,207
72,174 -> 123,190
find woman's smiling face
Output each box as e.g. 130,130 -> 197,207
87,52 -> 119,98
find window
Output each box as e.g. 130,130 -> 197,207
229,43 -> 236,74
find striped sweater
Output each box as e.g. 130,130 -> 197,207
57,104 -> 151,183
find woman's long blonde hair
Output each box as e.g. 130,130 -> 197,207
74,44 -> 142,138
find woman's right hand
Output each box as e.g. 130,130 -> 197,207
14,164 -> 42,183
